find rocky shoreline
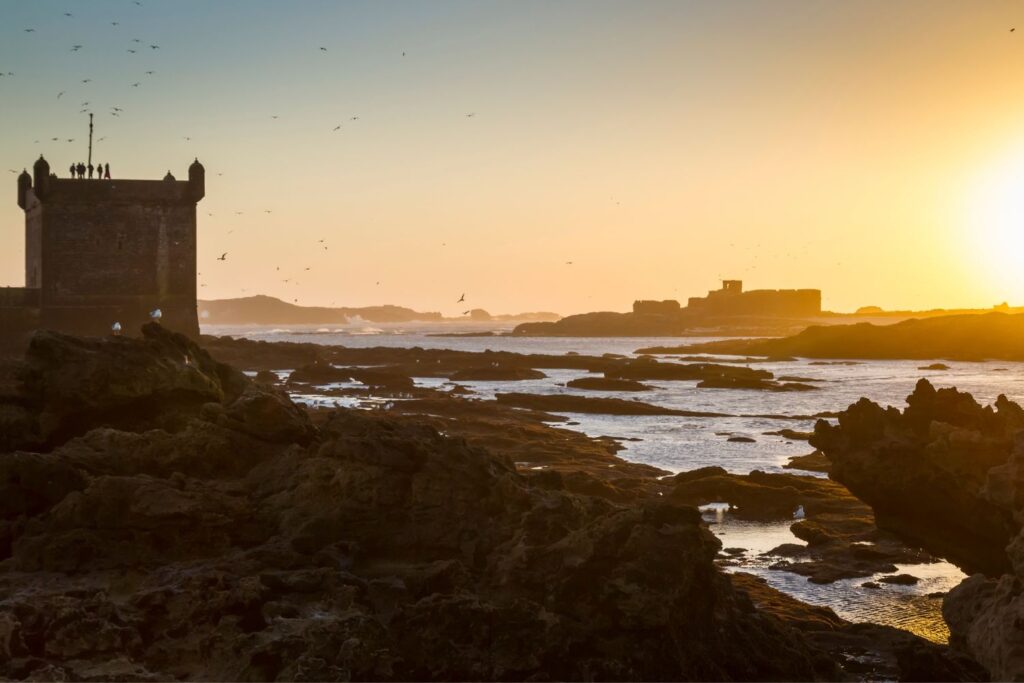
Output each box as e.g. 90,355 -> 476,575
0,327 -> 1016,679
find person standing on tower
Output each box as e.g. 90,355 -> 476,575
104,163 -> 111,179
76,162 -> 85,178
87,163 -> 94,179
69,163 -> 75,178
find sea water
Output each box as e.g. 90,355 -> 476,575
210,322 -> 1021,642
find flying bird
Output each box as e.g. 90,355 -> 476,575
132,38 -> 141,42
320,46 -> 327,51
131,82 -> 140,87
57,91 -> 64,98
71,45 -> 82,51
145,70 -> 155,75
350,116 -> 359,120
127,49 -> 137,53
111,21 -> 119,26
64,12 -> 73,17
332,125 -> 341,131
81,78 -> 91,83
264,209 -> 272,213
465,112 -> 476,117
457,293 -> 465,303
150,44 -> 159,49
24,28 -> 35,32
217,252 -> 228,261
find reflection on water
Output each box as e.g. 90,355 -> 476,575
228,325 -> 995,644
702,506 -> 965,644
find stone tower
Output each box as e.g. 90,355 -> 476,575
6,156 -> 205,339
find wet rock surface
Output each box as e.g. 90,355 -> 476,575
813,378 -> 1024,680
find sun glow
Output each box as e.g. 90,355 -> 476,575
964,147 -> 1024,301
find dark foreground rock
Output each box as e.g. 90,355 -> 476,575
812,378 -> 1024,680
0,325 -> 841,681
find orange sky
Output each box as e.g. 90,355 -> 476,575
2,0 -> 1023,316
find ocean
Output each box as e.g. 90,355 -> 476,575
206,321 -> 1024,642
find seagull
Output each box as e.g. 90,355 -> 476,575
271,115 -> 279,119
112,107 -> 122,112
320,46 -> 327,51
57,91 -> 64,98
71,45 -> 82,51
457,293 -> 465,303
217,252 -> 227,261
24,28 -> 35,33
111,321 -> 122,334
350,116 -> 359,120
264,209 -> 272,213
132,38 -> 141,42
81,78 -> 91,83
64,12 -> 73,17
793,505 -> 806,520
463,310 -> 471,315
131,82 -> 140,87
149,308 -> 162,320
565,261 -> 573,265
465,112 -> 476,117
127,49 -> 137,53
145,70 -> 155,75
332,125 -> 341,131
111,21 -> 119,26
183,136 -> 191,141
97,136 -> 107,142
150,44 -> 159,49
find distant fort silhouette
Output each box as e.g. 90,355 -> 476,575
633,280 -> 821,317
1,155 -> 205,343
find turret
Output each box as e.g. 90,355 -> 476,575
17,169 -> 31,209
32,155 -> 50,198
188,158 -> 205,201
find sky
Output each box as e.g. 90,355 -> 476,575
1,0 -> 1023,316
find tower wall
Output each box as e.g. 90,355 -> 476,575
18,173 -> 202,338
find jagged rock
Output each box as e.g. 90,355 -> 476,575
811,379 -> 1021,574
813,379 -> 1024,679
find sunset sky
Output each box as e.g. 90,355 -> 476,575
1,0 -> 1022,316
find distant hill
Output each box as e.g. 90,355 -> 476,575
638,312 -> 1024,361
198,295 -> 559,325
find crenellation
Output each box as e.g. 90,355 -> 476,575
2,156 -> 204,346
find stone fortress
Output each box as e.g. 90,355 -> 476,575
634,280 -> 821,317
2,155 -> 205,344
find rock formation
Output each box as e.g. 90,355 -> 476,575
1,324 -> 837,680
812,379 -> 1024,679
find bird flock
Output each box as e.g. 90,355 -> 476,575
0,5 -> 656,317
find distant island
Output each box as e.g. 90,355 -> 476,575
198,295 -> 560,325
636,311 -> 1024,361
513,280 -> 1024,337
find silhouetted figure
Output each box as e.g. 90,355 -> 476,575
104,163 -> 110,179
76,162 -> 85,178
69,163 -> 75,178
87,163 -> 94,179
96,162 -> 102,178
